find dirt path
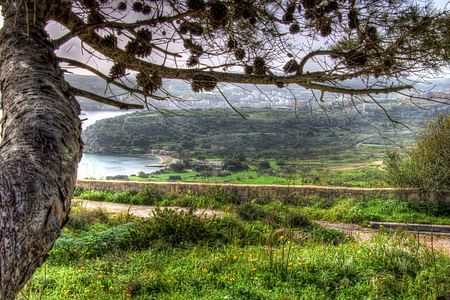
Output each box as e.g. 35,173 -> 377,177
74,199 -> 450,255
73,199 -> 227,218
316,220 -> 450,256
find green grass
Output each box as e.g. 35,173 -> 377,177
129,160 -> 388,188
264,197 -> 450,225
20,207 -> 450,299
75,187 -> 450,226
252,196 -> 450,226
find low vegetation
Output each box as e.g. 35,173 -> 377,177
64,112 -> 450,299
21,205 -> 450,299
74,188 -> 450,226
128,160 -> 388,188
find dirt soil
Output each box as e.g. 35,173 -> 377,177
316,220 -> 450,256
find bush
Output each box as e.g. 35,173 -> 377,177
223,158 -> 248,172
169,161 -> 185,172
135,186 -> 162,205
137,171 -> 149,178
125,208 -> 265,249
385,115 -> 450,191
258,160 -> 271,171
168,175 -> 182,181
78,189 -> 112,202
326,199 -> 365,224
105,175 -> 129,180
236,203 -> 271,221
309,226 -> 349,245
67,208 -> 109,231
217,170 -> 232,177
285,212 -> 311,228
209,188 -> 240,205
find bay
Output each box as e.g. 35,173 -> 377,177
77,152 -> 161,179
78,110 -> 161,179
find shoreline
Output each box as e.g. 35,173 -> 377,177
157,154 -> 175,167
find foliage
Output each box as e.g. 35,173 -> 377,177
285,212 -> 311,228
76,186 -> 162,205
104,174 -> 129,180
258,160 -> 272,172
385,115 -> 450,191
170,161 -> 185,172
137,171 -> 149,178
83,107 -> 439,160
21,208 -> 450,299
76,187 -> 450,225
53,0 -> 450,101
126,208 -> 267,250
236,203 -> 272,222
223,157 -> 248,172
293,197 -> 450,225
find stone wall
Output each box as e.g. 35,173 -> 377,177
76,180 -> 450,204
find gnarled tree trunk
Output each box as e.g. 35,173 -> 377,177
0,2 -> 81,298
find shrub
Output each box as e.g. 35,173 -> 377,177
127,208 -> 208,249
169,161 -> 185,172
209,188 -> 240,205
258,160 -> 271,171
309,226 -> 349,245
285,212 -> 311,228
236,203 -> 271,221
78,189 -> 112,202
105,175 -> 129,180
385,115 -> 450,191
73,187 -> 82,197
125,209 -> 265,249
137,171 -> 149,178
223,158 -> 248,172
135,186 -> 162,205
67,208 -> 109,231
168,175 -> 182,181
326,198 -> 365,224
110,191 -> 138,203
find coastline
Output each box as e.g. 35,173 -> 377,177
157,155 -> 175,167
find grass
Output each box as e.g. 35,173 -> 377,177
289,197 -> 450,225
86,142 -> 390,188
128,164 -> 387,187
20,206 -> 450,299
75,187 -> 450,226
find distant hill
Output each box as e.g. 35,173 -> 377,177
82,104 -> 448,160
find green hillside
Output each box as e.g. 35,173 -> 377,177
82,105 -> 445,160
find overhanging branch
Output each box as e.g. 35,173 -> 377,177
52,7 -> 414,96
303,82 -> 412,95
59,57 -> 166,101
70,87 -> 144,109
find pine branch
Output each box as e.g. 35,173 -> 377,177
70,87 -> 144,109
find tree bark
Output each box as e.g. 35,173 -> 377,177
0,2 -> 82,298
